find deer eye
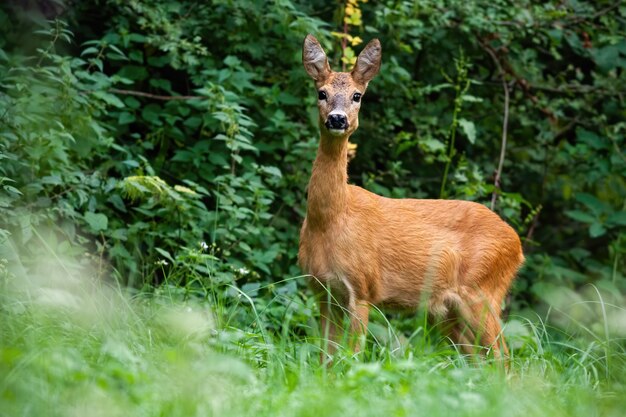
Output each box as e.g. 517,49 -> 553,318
352,92 -> 362,103
318,91 -> 327,100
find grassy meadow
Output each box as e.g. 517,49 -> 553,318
2,255 -> 625,417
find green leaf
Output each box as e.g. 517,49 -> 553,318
149,78 -> 172,91
565,210 -> 595,224
576,128 -> 605,150
92,91 -> 125,108
84,212 -> 108,232
591,44 -> 619,72
241,282 -> 260,297
575,193 -> 608,216
3,185 -> 22,196
81,46 -> 99,56
155,247 -> 174,263
224,56 -> 242,67
208,152 -> 228,166
458,119 -> 476,144
124,96 -> 141,109
116,65 -> 149,81
108,44 -> 127,59
260,166 -> 282,178
129,50 -> 143,63
420,137 -> 445,152
118,112 -> 135,125
238,241 -> 252,252
589,222 -> 606,238
461,95 -> 483,103
607,211 -> 626,226
141,104 -> 162,125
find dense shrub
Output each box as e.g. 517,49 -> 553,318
1,1 -> 624,325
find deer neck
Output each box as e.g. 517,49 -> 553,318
306,132 -> 350,231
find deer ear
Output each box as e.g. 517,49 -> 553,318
351,39 -> 382,85
303,34 -> 331,83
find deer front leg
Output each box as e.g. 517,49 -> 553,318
319,298 -> 342,363
319,298 -> 370,363
349,300 -> 370,353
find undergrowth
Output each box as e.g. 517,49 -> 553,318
1,258 -> 625,417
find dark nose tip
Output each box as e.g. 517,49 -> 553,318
325,114 -> 348,130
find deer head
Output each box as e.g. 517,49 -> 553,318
302,34 -> 381,138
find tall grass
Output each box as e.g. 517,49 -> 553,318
1,255 -> 625,417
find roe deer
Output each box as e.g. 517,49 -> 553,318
298,34 -> 525,361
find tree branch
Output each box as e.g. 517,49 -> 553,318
494,1 -> 623,28
478,39 -> 511,211
492,82 -> 626,97
566,0 -> 623,25
529,84 -> 598,94
108,88 -> 203,101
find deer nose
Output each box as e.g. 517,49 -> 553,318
325,113 -> 348,130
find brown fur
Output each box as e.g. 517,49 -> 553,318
298,35 -> 524,360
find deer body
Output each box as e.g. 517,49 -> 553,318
298,35 -> 524,359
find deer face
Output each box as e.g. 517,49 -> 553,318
303,35 -> 381,138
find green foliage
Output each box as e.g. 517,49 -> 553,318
0,18 -> 115,260
0,0 -> 625,339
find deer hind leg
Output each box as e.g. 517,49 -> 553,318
433,294 -> 475,355
438,290 -> 508,360
479,306 -> 509,360
448,314 -> 477,355
458,296 -> 508,359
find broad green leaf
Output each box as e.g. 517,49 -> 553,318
116,65 -> 149,81
80,46 -> 99,56
607,211 -> 626,226
575,193 -> 608,216
141,104 -> 162,124
592,44 -> 619,72
589,222 -> 606,238
84,212 -> 108,232
261,166 -> 282,178
92,91 -> 124,108
118,112 -> 135,125
241,282 -> 260,297
458,119 -> 476,144
576,128 -> 605,150
565,210 -> 595,223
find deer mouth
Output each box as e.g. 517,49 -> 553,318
326,127 -> 347,136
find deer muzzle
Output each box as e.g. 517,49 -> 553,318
325,112 -> 349,134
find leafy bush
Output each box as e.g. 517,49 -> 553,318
1,0 -> 625,327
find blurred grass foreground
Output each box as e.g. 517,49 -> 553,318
2,249 -> 626,417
